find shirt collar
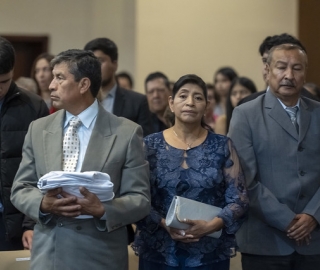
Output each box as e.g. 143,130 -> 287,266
100,84 -> 117,100
277,98 -> 300,110
64,99 -> 99,128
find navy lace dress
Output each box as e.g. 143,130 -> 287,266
134,131 -> 248,268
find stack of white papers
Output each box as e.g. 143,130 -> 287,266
37,171 -> 114,202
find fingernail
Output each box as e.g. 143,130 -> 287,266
183,218 -> 187,222
180,230 -> 185,236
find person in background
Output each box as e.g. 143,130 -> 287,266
15,76 -> 37,94
229,44 -> 320,270
215,77 -> 257,135
0,36 -> 49,251
304,82 -> 320,100
204,83 -> 218,131
213,67 -> 238,118
145,72 -> 172,132
238,33 -> 317,105
84,37 -> 153,136
11,49 -> 150,270
116,71 -> 134,90
31,52 -> 56,114
134,74 -> 248,270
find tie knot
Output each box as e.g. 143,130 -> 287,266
285,106 -> 298,117
69,117 -> 82,129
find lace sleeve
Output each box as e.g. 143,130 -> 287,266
217,138 -> 249,234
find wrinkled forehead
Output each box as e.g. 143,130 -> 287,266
271,48 -> 308,67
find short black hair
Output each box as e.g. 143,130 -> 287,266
259,33 -> 306,56
84,38 -> 118,62
0,36 -> 15,74
51,49 -> 101,98
145,72 -> 170,91
116,72 -> 134,89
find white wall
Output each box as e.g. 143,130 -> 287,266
135,0 -> 298,92
0,0 -> 298,92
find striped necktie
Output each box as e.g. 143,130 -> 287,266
285,106 -> 299,134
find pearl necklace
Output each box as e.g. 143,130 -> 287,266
172,129 -> 202,150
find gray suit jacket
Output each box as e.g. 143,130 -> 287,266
229,90 -> 320,256
11,105 -> 151,270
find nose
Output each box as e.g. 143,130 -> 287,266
48,78 -> 56,91
186,95 -> 195,106
285,67 -> 294,79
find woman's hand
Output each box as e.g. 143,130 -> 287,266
160,219 -> 198,243
182,217 -> 224,240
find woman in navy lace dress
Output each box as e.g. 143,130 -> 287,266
134,74 -> 249,270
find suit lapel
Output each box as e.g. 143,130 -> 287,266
81,106 -> 116,172
43,110 -> 65,172
112,86 -> 125,116
265,91 -> 299,141
298,98 -> 311,143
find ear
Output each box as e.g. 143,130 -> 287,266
113,60 -> 118,73
79,77 -> 91,95
168,96 -> 174,112
265,63 -> 271,81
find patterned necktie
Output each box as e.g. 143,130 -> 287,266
285,106 -> 299,134
62,117 -> 82,172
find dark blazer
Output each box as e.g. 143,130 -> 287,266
229,90 -> 320,256
238,87 -> 318,106
113,86 -> 153,136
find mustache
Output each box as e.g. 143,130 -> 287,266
280,80 -> 295,87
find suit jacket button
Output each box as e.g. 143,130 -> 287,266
299,171 -> 306,176
58,223 -> 63,227
298,146 -> 304,152
299,194 -> 305,199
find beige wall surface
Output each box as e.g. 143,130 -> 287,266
135,0 -> 298,92
0,0 -> 298,92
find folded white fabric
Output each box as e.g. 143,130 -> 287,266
37,171 -> 114,202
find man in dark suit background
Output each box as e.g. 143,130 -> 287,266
229,44 -> 320,270
238,33 -> 317,105
0,36 -> 49,251
84,38 -> 153,136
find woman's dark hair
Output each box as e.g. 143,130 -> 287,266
172,74 -> 212,131
30,53 -> 55,95
213,67 -> 238,84
226,77 -> 257,133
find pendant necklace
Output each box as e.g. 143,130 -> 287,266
172,128 -> 202,150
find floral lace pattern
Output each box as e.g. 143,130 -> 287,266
133,131 -> 248,267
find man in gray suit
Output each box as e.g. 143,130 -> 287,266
229,44 -> 320,269
11,49 -> 150,270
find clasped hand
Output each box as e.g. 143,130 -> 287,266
40,187 -> 105,218
287,213 -> 317,246
161,217 -> 224,243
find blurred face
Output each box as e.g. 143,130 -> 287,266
35,58 -> 53,92
169,83 -> 207,125
230,83 -> 252,107
118,77 -> 131,90
0,70 -> 13,100
49,63 -> 83,114
146,78 -> 170,114
214,73 -> 231,98
93,50 -> 117,88
261,52 -> 269,84
206,88 -> 216,115
266,48 -> 306,104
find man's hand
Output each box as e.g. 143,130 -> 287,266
40,188 -> 81,217
22,230 -> 33,250
73,187 -> 105,218
287,213 -> 317,241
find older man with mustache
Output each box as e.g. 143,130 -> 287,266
229,44 -> 320,270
